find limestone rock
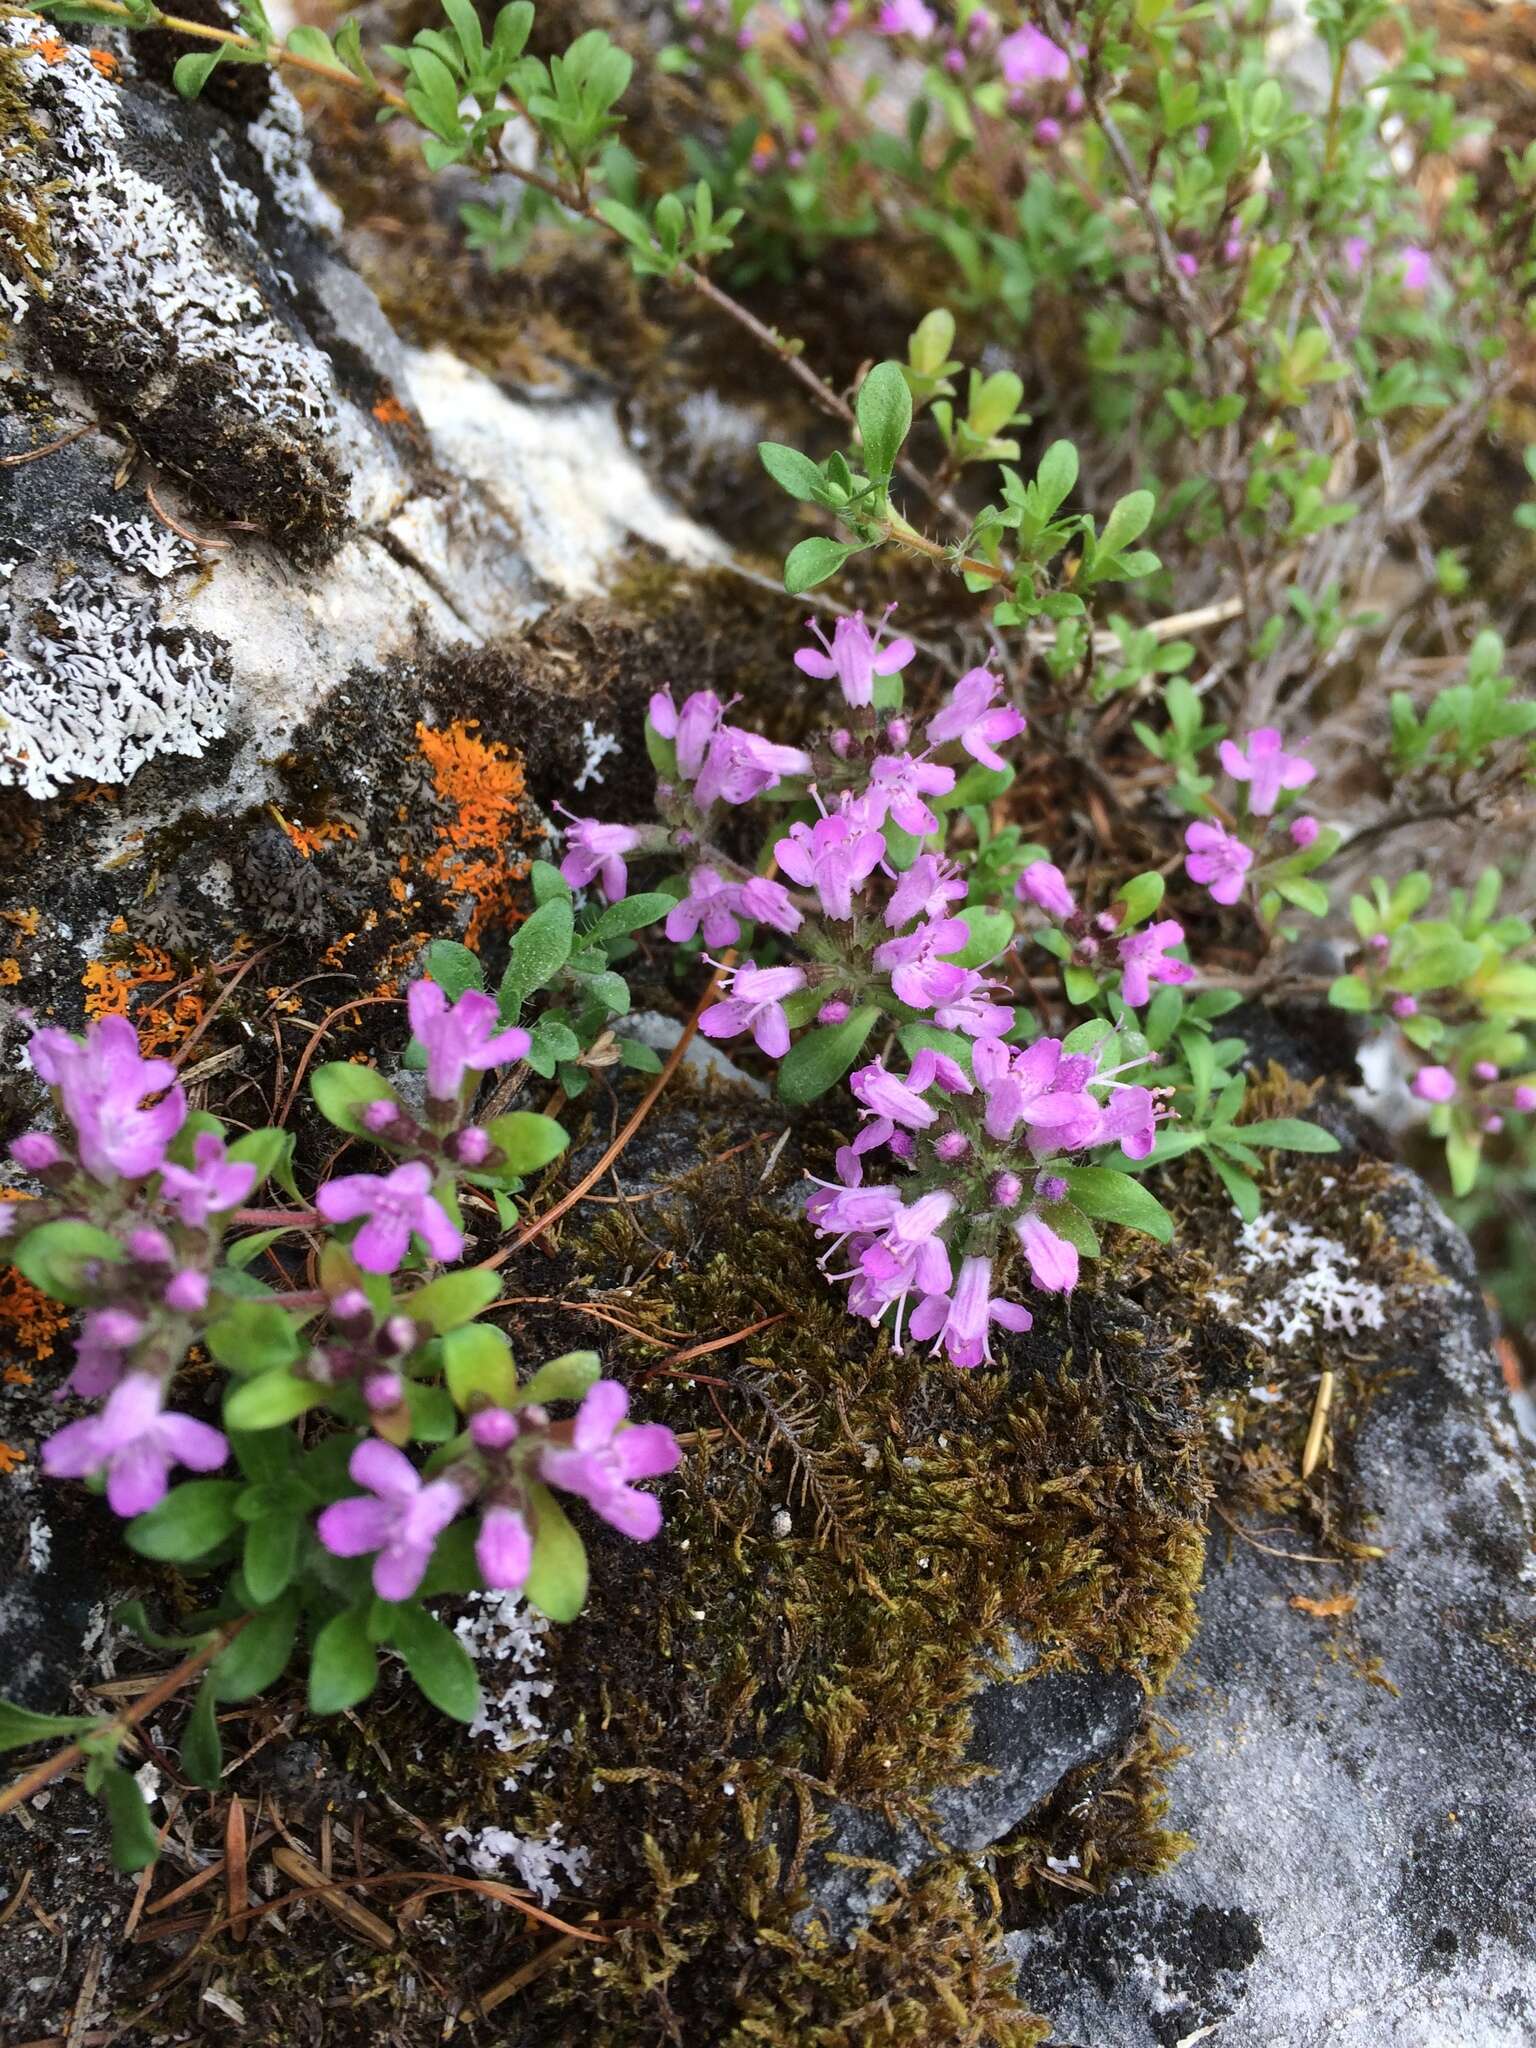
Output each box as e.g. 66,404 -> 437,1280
1008,1169 -> 1536,2048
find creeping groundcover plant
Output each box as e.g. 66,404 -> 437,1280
0,990 -> 679,1865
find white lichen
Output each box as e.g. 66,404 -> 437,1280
1,572 -> 229,798
572,718 -> 621,792
453,1589 -> 555,1756
1225,1212 -> 1388,1349
2,24 -> 336,431
444,1820 -> 591,1906
90,513 -> 198,581
246,76 -> 344,239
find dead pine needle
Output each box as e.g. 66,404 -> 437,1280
1300,1368 -> 1335,1481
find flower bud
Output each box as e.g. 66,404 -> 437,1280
1483,1114 -> 1504,1135
934,1130 -> 970,1163
164,1269 -> 209,1314
829,728 -> 853,759
455,1125 -> 492,1166
1036,1174 -> 1070,1205
362,1098 -> 400,1133
332,1288 -> 372,1329
1034,116 -> 1062,144
380,1313 -> 419,1358
470,1406 -> 519,1450
128,1225 -> 174,1266
1410,1066 -> 1456,1103
991,1171 -> 1023,1208
1368,934 -> 1391,955
1515,1085 -> 1536,1113
363,1370 -> 404,1411
10,1131 -> 64,1171
95,1308 -> 145,1349
884,717 -> 910,748
1016,860 -> 1075,920
817,999 -> 851,1026
1289,815 -> 1320,848
1472,1061 -> 1499,1084
1390,995 -> 1418,1019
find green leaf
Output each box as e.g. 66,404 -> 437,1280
443,1322 -> 520,1410
1098,489 -> 1155,557
206,1300 -> 301,1376
421,938 -> 485,999
388,1604 -> 481,1722
210,1593 -> 300,1703
404,1268 -> 502,1333
225,1127 -> 297,1201
486,1111 -> 569,1175
286,25 -> 336,66
1223,1117 -> 1339,1153
584,892 -> 673,947
173,48 -> 224,98
1114,871 -> 1166,928
1210,1153 -> 1262,1222
500,899 -> 574,1010
515,1350 -> 601,1406
0,1697 -> 95,1754
126,1481 -> 243,1563
784,536 -> 862,595
856,360 -> 913,483
98,1765 -> 161,1872
243,1513 -> 301,1606
222,1228 -> 287,1272
224,1371 -> 323,1431
523,1480 -> 589,1622
943,905 -> 1015,970
758,442 -> 827,502
309,1061 -> 398,1136
309,1608 -> 379,1715
8,1220 -> 123,1306
777,1005 -> 880,1104
1033,439 -> 1079,516
181,1676 -> 223,1789
1328,975 -> 1374,1013
1061,1166 -> 1175,1243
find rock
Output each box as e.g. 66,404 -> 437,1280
805,1639 -> 1142,1944
0,25 -> 723,806
1007,1168 -> 1536,2048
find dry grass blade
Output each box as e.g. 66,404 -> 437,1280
225,1799 -> 249,1942
462,1932 -> 584,2019
269,1846 -> 397,1951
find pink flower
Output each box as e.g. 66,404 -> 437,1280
539,1379 -> 681,1539
698,961 -> 806,1058
775,807 -> 886,920
866,753 -> 956,835
1290,815 -> 1319,848
1391,995 -> 1418,1020
61,1307 -> 144,1401
925,667 -> 1027,772
558,814 -> 643,903
1096,1084 -> 1159,1160
476,1503 -> 532,1590
666,867 -> 744,947
164,1269 -> 209,1314
886,853 -> 966,930
739,876 -> 803,935
28,1015 -> 187,1182
794,610 -> 915,708
909,1256 -> 1032,1370
1118,921 -> 1193,1008
984,1038 -> 1104,1156
694,727 -> 813,810
1343,234 -> 1369,274
408,981 -> 530,1101
1514,1086 -> 1536,1112
43,1372 -> 227,1518
317,1439 -> 466,1600
1399,245 -> 1433,292
850,1190 -> 956,1346
158,1131 -> 258,1228
10,1131 -> 64,1170
1175,252 -> 1199,279
1017,1212 -> 1079,1292
851,1057 -> 939,1131
1184,819 -> 1254,907
876,0 -> 937,37
315,1160 -> 464,1273
873,917 -> 971,1009
998,23 -> 1069,83
1411,1066 -> 1457,1103
932,977 -> 1016,1037
1218,728 -> 1315,816
1017,860 -> 1076,920
649,688 -> 725,778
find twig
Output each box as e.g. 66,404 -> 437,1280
1211,1501 -> 1337,1567
0,422 -> 94,467
145,481 -> 230,551
645,1311 -> 790,1373
0,1621 -> 247,1819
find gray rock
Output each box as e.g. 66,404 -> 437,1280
1008,1168 -> 1536,2048
804,1639 -> 1143,1944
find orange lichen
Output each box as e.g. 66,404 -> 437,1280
87,47 -> 120,78
0,1198 -> 68,1368
273,810 -> 358,861
372,392 -> 411,425
415,719 -> 534,947
2,908 -> 40,938
0,959 -> 19,987
0,1445 -> 26,1476
4,1366 -> 35,1387
83,935 -> 177,1021
24,35 -> 69,63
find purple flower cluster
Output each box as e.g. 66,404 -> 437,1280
1016,860 -> 1194,1010
317,1378 -> 681,1600
808,1029 -> 1160,1366
1173,727 -> 1318,915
